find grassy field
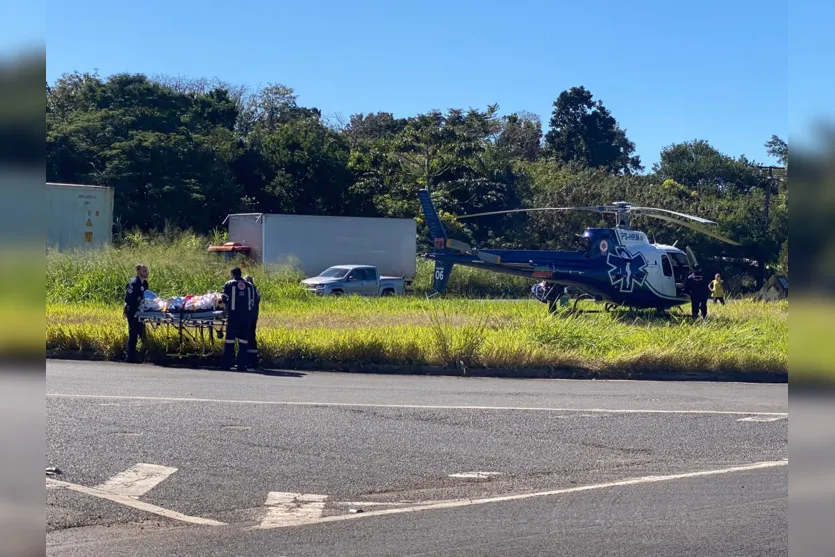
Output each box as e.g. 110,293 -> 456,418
46,230 -> 789,378
46,298 -> 788,377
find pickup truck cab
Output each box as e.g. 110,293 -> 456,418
301,265 -> 407,297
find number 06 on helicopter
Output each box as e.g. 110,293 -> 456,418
417,189 -> 740,312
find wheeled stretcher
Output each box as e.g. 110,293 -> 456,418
136,309 -> 227,356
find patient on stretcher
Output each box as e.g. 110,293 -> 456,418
140,290 -> 222,313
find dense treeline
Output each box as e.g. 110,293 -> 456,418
46,71 -> 787,291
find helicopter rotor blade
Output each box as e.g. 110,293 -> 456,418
629,207 -> 717,225
454,206 -> 617,219
636,212 -> 741,246
451,202 -> 739,245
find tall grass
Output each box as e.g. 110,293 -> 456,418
47,229 -> 307,304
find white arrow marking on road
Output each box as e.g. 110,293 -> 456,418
737,416 -> 787,422
94,463 -> 178,498
257,492 -> 328,529
45,477 -> 225,526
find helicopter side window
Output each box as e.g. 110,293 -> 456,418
661,254 -> 673,277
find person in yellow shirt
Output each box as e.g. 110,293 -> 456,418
709,273 -> 726,305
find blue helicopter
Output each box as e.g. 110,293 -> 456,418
417,188 -> 740,312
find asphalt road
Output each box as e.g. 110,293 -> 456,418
46,360 -> 788,556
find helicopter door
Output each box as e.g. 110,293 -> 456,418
686,247 -> 699,269
658,254 -> 677,297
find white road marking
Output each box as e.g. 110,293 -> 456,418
295,460 -> 789,528
94,463 -> 178,498
45,477 -> 226,526
737,416 -> 787,422
45,394 -> 788,417
449,472 -> 503,480
333,499 -> 465,507
334,501 -> 407,507
256,492 -> 328,529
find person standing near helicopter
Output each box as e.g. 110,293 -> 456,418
709,273 -> 726,305
685,266 -> 711,319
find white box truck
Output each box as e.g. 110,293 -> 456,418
224,213 -> 417,279
46,182 -> 114,251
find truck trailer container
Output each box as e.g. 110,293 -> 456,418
46,182 -> 114,251
224,213 -> 417,278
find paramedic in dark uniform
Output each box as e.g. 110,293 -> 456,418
685,266 -> 711,319
244,275 -> 261,369
124,264 -> 149,362
221,267 -> 255,371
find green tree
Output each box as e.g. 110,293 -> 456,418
393,105 -> 500,190
46,72 -> 244,231
238,84 -> 321,137
259,117 -> 354,216
765,135 -> 788,167
777,240 -> 788,275
544,86 -> 642,175
653,139 -> 761,196
343,112 -> 407,148
496,111 -> 542,162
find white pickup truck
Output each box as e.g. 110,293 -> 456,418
301,265 -> 408,297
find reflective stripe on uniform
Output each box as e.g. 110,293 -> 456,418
237,339 -> 248,344
224,339 -> 236,344
246,349 -> 258,354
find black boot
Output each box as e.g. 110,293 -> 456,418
222,342 -> 236,370
235,342 -> 248,372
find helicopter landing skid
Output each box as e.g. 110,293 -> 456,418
571,293 -> 598,314
551,296 -> 680,318
551,293 -> 603,315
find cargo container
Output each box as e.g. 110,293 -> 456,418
223,213 -> 417,278
46,182 -> 114,251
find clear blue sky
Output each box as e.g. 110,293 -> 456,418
37,0 -> 796,168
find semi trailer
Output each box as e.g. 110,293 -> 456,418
218,213 -> 417,280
